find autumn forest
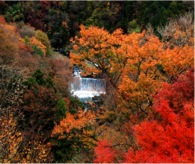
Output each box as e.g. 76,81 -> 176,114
0,1 -> 194,163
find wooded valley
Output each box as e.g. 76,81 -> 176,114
0,1 -> 194,163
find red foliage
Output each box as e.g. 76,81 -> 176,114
0,15 -> 6,24
123,69 -> 194,163
154,69 -> 194,120
94,140 -> 116,163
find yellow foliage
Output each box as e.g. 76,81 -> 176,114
0,114 -> 23,163
0,113 -> 53,163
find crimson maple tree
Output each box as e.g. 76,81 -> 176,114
124,69 -> 194,163
94,140 -> 116,163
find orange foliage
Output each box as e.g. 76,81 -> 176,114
71,24 -> 194,118
51,109 -> 97,150
52,110 -> 95,137
30,37 -> 47,56
19,38 -> 33,52
117,32 -> 165,115
160,45 -> 194,80
19,36 -> 47,56
70,25 -> 127,83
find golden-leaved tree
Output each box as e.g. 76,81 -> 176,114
70,25 -> 128,87
51,109 -> 97,162
70,22 -> 193,117
117,31 -> 165,116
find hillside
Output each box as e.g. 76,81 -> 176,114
0,1 -> 194,163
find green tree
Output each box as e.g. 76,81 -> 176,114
55,98 -> 67,122
5,2 -> 24,22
